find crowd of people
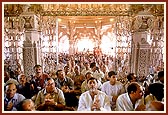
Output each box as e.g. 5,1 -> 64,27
3,53 -> 165,111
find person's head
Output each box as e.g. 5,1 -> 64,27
90,62 -> 97,72
108,71 -> 117,85
56,69 -> 65,81
85,72 -> 93,80
158,71 -> 164,83
101,64 -> 109,73
5,78 -> 19,86
18,74 -> 27,85
74,65 -> 80,74
4,71 -> 10,83
127,82 -> 143,101
64,66 -> 70,74
59,56 -> 63,62
84,62 -> 90,69
33,65 -> 42,76
5,83 -> 17,99
21,99 -> 35,111
15,67 -> 21,76
148,82 -> 164,101
87,77 -> 98,92
147,101 -> 164,111
45,77 -> 56,93
127,73 -> 137,82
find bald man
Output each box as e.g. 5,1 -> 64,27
21,99 -> 35,111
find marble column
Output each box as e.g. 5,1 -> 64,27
132,32 -> 150,77
20,5 -> 41,77
131,11 -> 153,77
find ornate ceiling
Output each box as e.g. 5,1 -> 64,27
4,3 -> 164,17
3,3 -> 165,28
3,3 -> 165,38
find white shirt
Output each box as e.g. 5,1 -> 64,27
116,93 -> 142,111
101,81 -> 125,110
77,90 -> 111,111
4,93 -> 25,111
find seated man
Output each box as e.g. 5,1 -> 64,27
17,99 -> 36,111
77,77 -> 111,111
124,73 -> 137,92
55,69 -> 78,108
145,82 -> 164,106
81,72 -> 102,93
101,71 -> 125,110
90,62 -> 104,82
34,77 -> 65,111
4,83 -> 25,111
116,82 -> 145,111
30,65 -> 49,92
17,74 -> 37,99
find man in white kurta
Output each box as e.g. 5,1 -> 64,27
78,77 -> 111,111
101,81 -> 125,110
77,90 -> 111,111
101,71 -> 125,110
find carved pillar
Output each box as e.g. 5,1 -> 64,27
22,39 -> 35,77
131,9 -> 153,77
68,21 -> 75,55
136,35 -> 150,77
20,5 -> 41,76
132,32 -> 151,77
